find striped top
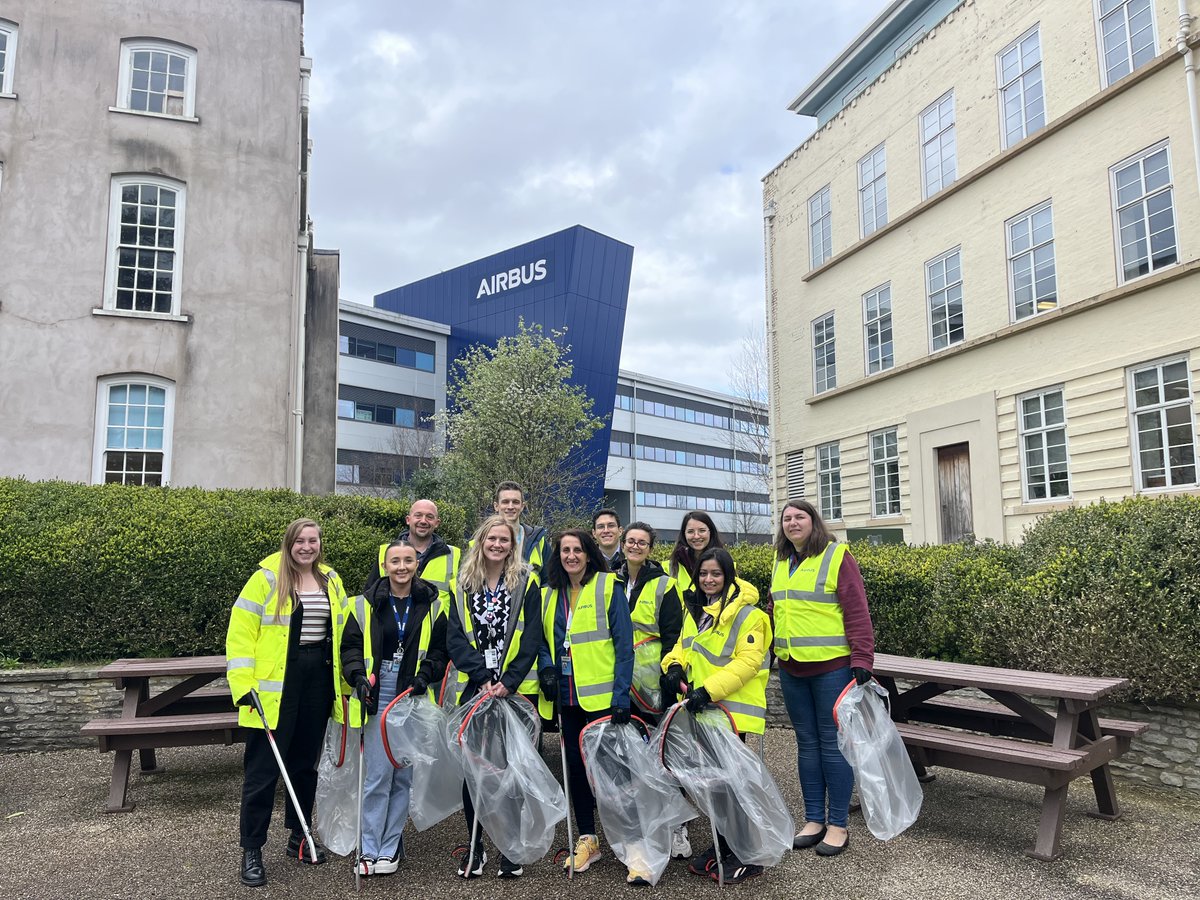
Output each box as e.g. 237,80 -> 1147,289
296,589 -> 331,645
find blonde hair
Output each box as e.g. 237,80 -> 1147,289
458,515 -> 530,596
272,518 -> 328,623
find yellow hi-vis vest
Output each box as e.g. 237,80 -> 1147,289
345,588 -> 446,716
677,592 -> 771,735
451,570 -> 539,704
226,552 -> 352,730
377,543 -> 461,605
629,574 -> 673,640
538,573 -> 619,719
770,542 -> 850,662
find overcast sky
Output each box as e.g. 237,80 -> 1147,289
305,1 -> 887,393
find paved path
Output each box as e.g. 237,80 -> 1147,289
1,729 -> 1197,899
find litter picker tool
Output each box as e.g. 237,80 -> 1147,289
557,703 -> 575,879
247,689 -> 319,864
354,707 -> 366,892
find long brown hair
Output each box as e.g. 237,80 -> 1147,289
668,510 -> 724,580
772,499 -> 836,562
272,518 -> 328,622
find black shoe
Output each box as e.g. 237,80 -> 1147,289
287,831 -> 327,864
687,845 -> 718,876
241,848 -> 266,887
793,825 -> 827,849
710,856 -> 764,884
815,833 -> 850,857
456,842 -> 487,878
498,855 -> 523,878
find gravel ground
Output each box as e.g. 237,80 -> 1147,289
1,729 -> 1197,900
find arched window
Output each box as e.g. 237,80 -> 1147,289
93,375 -> 176,486
116,39 -> 197,118
103,174 -> 187,316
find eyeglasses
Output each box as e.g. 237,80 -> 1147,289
623,539 -> 650,549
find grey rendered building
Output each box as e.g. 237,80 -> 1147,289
0,0 -> 336,492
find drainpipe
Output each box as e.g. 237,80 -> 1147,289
762,199 -> 778,514
292,57 -> 313,492
1179,1 -> 1200,197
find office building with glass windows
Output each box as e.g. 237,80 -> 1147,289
764,0 -> 1200,543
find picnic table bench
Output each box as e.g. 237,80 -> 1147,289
80,655 -> 246,812
873,653 -> 1149,861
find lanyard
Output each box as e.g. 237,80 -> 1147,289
389,595 -> 411,642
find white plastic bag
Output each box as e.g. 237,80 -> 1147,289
580,716 -> 696,885
447,693 -> 565,865
383,692 -> 464,830
656,703 -> 793,867
313,714 -> 360,857
834,681 -> 923,840
630,638 -> 664,714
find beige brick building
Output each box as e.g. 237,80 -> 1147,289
764,0 -> 1200,543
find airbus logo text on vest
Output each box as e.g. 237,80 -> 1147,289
476,259 -> 548,299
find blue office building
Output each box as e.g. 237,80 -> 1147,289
372,225 -> 634,509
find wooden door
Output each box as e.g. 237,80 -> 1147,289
937,443 -> 974,543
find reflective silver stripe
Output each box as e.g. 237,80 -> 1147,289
576,680 -> 614,698
691,606 -> 755,667
782,635 -> 851,648
653,577 -> 668,619
773,543 -> 841,603
690,642 -> 729,667
571,575 -> 612,644
336,613 -> 345,626
720,699 -> 765,720
635,623 -> 661,637
354,595 -> 368,628
263,570 -> 277,590
263,614 -> 292,627
258,679 -> 284,693
234,597 -> 264,615
681,635 -> 694,650
417,649 -> 428,662
226,657 -> 255,671
773,588 -> 839,604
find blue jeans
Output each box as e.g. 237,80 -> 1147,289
361,663 -> 413,860
778,666 -> 854,828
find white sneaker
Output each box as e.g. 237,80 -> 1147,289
670,825 -> 692,859
374,855 -> 399,875
356,856 -> 376,876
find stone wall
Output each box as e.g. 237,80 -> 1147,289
3,666 -> 1196,796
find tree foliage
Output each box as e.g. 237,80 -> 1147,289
437,321 -> 605,530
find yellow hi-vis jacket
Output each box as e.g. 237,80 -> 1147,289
770,542 -> 850,663
538,572 -> 622,719
226,552 -> 352,729
377,541 -> 461,606
629,572 -> 677,639
450,569 -> 540,704
662,578 -> 771,735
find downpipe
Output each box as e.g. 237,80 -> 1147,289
1179,1 -> 1200,199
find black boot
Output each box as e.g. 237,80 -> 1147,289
287,830 -> 327,864
241,848 -> 266,887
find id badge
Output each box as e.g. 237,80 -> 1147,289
391,646 -> 404,668
380,658 -> 396,674
484,648 -> 500,671
561,653 -> 573,676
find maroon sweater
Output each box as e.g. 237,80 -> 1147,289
773,551 -> 875,677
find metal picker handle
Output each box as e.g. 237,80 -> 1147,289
247,690 -> 319,864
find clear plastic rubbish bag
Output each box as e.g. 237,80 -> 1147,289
656,703 -> 793,867
447,693 -> 565,865
834,681 -> 923,840
580,716 -> 696,886
630,638 -> 664,714
314,709 -> 360,857
438,665 -> 459,708
382,690 -> 464,830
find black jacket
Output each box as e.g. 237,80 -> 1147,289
446,573 -> 543,699
615,558 -> 684,661
340,575 -> 449,714
360,530 -> 457,594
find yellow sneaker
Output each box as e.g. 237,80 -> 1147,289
626,867 -> 652,885
564,834 -> 601,873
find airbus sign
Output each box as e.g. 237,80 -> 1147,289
476,258 -> 548,299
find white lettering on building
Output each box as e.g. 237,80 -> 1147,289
476,258 -> 548,299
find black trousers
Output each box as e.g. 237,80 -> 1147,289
560,704 -> 605,836
240,643 -> 333,849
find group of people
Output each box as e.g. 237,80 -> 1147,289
226,480 -> 875,888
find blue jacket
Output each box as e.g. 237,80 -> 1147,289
538,579 -> 634,710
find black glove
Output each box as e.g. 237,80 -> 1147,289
609,706 -> 631,725
410,674 -> 429,696
353,673 -> 372,704
851,667 -> 872,686
538,667 -> 559,700
662,664 -> 686,702
685,686 -> 711,713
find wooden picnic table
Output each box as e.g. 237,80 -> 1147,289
80,655 -> 244,812
872,653 -> 1148,860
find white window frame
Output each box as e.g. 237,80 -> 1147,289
92,375 -> 176,485
0,19 -> 18,96
812,311 -> 836,394
1018,386 -> 1072,502
1094,0 -> 1158,89
808,184 -> 832,269
817,441 -> 842,521
996,25 -> 1045,149
115,39 -> 198,119
863,282 -> 894,375
1127,355 -> 1199,492
858,143 -> 888,237
920,90 -> 956,199
926,247 -> 964,352
1007,199 -> 1057,320
1110,140 -> 1178,284
869,427 -> 901,518
102,175 -> 187,319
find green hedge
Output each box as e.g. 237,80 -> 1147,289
718,497 -> 1200,706
0,479 -> 464,663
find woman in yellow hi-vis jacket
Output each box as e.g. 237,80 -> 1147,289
226,518 -> 351,889
661,546 -> 772,885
